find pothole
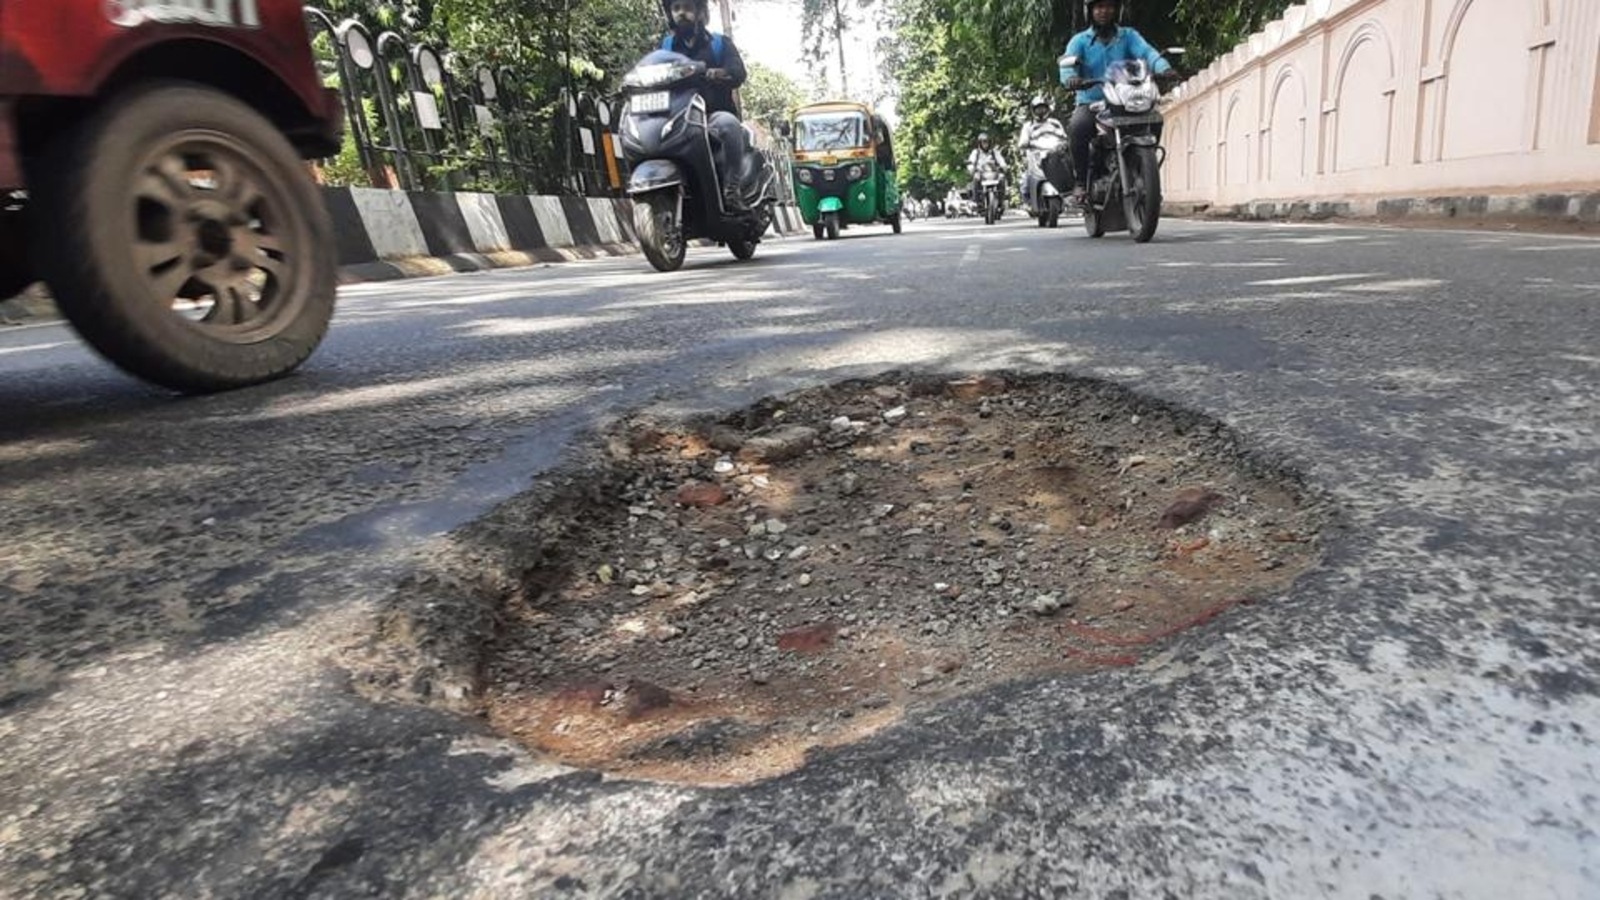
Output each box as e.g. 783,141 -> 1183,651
359,372 -> 1329,786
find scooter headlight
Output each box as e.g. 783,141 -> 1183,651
625,61 -> 698,88
797,167 -> 815,184
846,164 -> 864,181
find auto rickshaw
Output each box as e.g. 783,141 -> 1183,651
787,101 -> 903,240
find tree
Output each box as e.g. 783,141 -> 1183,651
1171,0 -> 1296,67
801,0 -> 874,95
882,0 -> 1300,198
741,62 -> 807,127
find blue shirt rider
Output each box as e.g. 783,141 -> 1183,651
1058,0 -> 1174,202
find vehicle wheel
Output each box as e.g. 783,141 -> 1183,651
1123,147 -> 1162,243
1047,197 -> 1063,228
813,222 -> 825,240
824,212 -> 840,240
1036,206 -> 1048,227
634,189 -> 685,272
1083,203 -> 1106,238
729,238 -> 758,260
891,213 -> 903,234
26,81 -> 335,393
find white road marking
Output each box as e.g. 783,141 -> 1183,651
960,245 -> 982,268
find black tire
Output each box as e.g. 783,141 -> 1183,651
634,189 -> 685,272
1047,197 -> 1063,228
1123,146 -> 1162,243
891,213 -> 903,234
729,238 -> 758,260
27,81 -> 335,393
1083,203 -> 1106,238
813,222 -> 825,240
824,212 -> 840,240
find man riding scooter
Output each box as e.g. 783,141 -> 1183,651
659,0 -> 753,211
1059,0 -> 1176,205
1016,94 -> 1071,225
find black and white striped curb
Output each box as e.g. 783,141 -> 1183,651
0,190 -> 808,324
325,187 -> 809,282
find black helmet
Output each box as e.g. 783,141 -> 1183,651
1084,0 -> 1123,21
662,0 -> 708,22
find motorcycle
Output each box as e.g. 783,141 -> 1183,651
974,160 -> 1005,225
1021,133 -> 1068,229
1064,56 -> 1170,243
617,49 -> 778,272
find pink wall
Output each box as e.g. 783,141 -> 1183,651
1160,0 -> 1600,205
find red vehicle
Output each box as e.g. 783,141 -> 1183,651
0,0 -> 343,392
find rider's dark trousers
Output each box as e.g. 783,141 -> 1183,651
1069,104 -> 1096,190
709,111 -> 747,197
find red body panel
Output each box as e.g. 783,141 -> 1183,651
0,0 -> 337,187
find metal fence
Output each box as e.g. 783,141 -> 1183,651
304,6 -> 624,196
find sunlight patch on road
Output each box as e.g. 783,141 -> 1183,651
248,349 -> 675,419
756,306 -> 836,319
1337,278 -> 1447,293
0,437 -> 91,464
597,285 -> 803,311
453,313 -> 637,337
0,341 -> 70,357
1248,273 -> 1383,287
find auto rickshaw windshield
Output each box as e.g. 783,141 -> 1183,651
794,112 -> 868,152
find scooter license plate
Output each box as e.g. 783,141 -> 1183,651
632,91 -> 670,113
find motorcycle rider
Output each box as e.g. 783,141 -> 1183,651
1016,94 -> 1071,200
1059,0 -> 1175,205
966,132 -> 1008,214
660,0 -> 753,211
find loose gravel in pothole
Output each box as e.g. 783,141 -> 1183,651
481,373 -> 1327,784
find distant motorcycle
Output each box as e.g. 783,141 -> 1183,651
974,159 -> 1005,225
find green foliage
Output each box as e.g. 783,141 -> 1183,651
886,0 -> 1296,197
742,62 -> 807,128
1172,0 -> 1296,67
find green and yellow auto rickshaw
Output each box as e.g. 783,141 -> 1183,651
788,101 -> 903,240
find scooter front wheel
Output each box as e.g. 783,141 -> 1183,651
824,212 -> 840,240
634,190 -> 685,272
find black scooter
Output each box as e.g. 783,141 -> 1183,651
617,50 -> 778,272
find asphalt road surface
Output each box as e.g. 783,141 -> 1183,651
2,214 -> 1597,898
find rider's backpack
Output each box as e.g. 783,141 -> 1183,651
661,32 -> 726,65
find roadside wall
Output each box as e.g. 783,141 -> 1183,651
324,188 -> 808,281
1159,0 -> 1600,212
